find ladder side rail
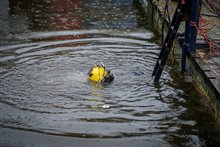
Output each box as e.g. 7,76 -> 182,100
153,18 -> 183,83
152,2 -> 185,77
153,4 -> 186,83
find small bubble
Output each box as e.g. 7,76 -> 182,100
102,104 -> 110,109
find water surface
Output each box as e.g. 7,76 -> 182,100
0,0 -> 220,146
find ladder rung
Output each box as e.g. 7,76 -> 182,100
158,60 -> 161,65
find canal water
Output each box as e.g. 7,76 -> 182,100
0,0 -> 220,146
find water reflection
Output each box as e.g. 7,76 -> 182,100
7,0 -> 137,31
8,0 -> 82,31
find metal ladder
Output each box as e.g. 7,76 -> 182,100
152,0 -> 188,83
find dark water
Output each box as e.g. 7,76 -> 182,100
0,0 -> 220,146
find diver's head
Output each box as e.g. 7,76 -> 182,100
88,62 -> 114,83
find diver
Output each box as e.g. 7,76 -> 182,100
88,62 -> 114,83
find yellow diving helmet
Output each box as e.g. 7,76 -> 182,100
88,62 -> 114,83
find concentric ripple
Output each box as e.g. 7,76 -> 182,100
0,28 -> 187,138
